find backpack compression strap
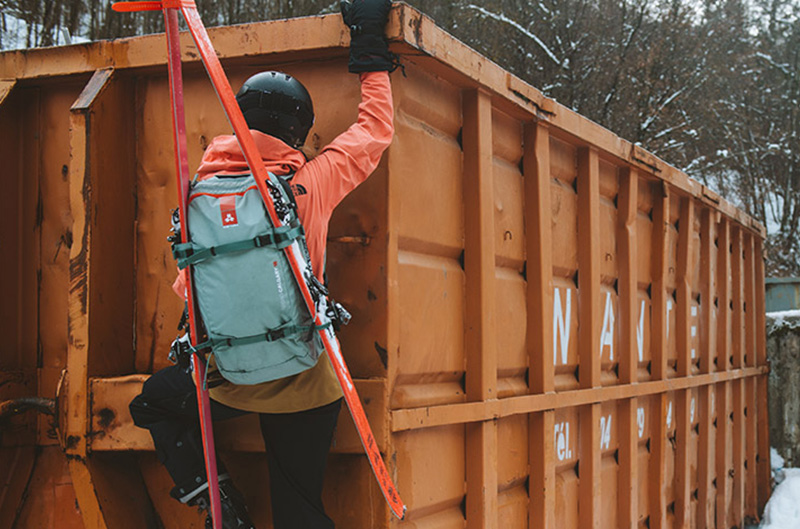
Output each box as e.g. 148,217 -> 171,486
172,222 -> 304,269
194,321 -> 332,351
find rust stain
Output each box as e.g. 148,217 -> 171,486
53,230 -> 73,263
96,408 -> 115,430
147,288 -> 160,373
35,189 -> 43,229
68,253 -> 88,314
409,12 -> 423,49
0,370 -> 30,389
69,140 -> 92,315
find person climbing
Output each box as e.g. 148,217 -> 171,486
128,1 -> 398,527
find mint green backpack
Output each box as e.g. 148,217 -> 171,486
171,172 -> 329,385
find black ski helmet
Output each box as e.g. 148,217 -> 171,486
235,71 -> 314,149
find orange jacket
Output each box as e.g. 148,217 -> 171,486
175,71 -> 393,413
174,70 -> 393,295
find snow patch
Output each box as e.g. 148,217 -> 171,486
766,310 -> 800,333
761,469 -> 800,528
464,4 -> 565,69
758,449 -> 800,528
772,447 -> 786,473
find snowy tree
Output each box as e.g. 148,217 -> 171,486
1,0 -> 798,274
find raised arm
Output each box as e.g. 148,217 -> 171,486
299,70 -> 393,214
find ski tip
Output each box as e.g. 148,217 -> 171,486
112,1 -> 163,12
391,503 -> 407,521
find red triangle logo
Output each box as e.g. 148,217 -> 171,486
220,195 -> 238,227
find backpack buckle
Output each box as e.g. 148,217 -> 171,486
254,234 -> 272,248
265,328 -> 287,342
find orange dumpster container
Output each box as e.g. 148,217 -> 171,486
0,5 -> 770,528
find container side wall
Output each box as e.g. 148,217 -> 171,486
395,426 -> 466,527
550,136 -> 580,392
0,84 -> 39,456
41,83 -> 86,446
83,73 -> 136,379
2,79 -> 91,529
0,84 -> 60,529
390,63 -> 466,411
491,107 -> 526,399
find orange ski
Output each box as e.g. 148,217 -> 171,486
113,0 -> 406,522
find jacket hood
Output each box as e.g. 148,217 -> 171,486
196,130 -> 306,179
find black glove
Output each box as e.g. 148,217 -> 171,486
340,0 -> 399,73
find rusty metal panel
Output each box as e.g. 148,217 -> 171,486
389,63 -> 465,414
13,447 -> 83,529
0,4 -> 770,528
551,135 -> 580,393
554,406 -> 580,528
0,83 -> 41,528
395,426 -> 465,527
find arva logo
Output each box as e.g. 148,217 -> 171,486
220,195 -> 238,228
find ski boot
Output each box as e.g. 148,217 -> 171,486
188,479 -> 256,529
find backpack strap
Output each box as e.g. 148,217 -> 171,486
172,221 -> 304,269
194,321 -> 332,351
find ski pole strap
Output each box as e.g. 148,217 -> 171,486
196,322 -> 332,351
173,223 -> 304,269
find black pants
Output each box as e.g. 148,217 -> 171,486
129,364 -> 341,529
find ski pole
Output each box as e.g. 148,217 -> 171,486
113,3 -> 224,528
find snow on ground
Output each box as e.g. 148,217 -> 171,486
766,310 -> 800,333
760,448 -> 800,528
